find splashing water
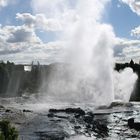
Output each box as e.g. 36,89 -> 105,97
114,68 -> 137,102
34,0 -> 137,105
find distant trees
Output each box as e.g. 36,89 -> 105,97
0,61 -> 42,97
0,59 -> 140,102
0,63 -> 9,94
130,59 -> 134,67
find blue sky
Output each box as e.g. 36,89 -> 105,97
107,0 -> 140,39
0,0 -> 32,25
0,0 -> 140,63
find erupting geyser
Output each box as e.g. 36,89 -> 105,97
38,0 -> 137,105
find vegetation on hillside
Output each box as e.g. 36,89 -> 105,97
0,60 -> 140,101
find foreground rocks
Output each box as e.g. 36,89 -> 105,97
128,118 -> 140,131
48,107 -> 109,138
35,131 -> 69,140
49,108 -> 85,115
1,100 -> 140,139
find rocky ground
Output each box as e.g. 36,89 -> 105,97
0,97 -> 140,140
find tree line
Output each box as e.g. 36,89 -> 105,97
0,61 -> 41,97
0,60 -> 140,101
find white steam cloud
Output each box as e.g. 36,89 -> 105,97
31,0 -> 137,105
114,68 -> 137,102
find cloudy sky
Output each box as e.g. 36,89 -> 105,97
0,0 -> 140,64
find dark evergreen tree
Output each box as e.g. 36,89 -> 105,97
130,59 -> 134,67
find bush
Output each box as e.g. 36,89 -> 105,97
0,120 -> 18,140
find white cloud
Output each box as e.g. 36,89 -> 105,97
16,13 -> 36,27
0,25 -> 41,43
16,13 -> 62,31
0,40 -> 65,64
0,10 -> 66,64
0,26 -> 65,63
124,47 -> 138,59
0,0 -> 8,7
7,26 -> 41,43
114,37 -> 140,62
0,23 -> 65,64
0,0 -> 16,8
116,37 -> 140,46
120,0 -> 140,15
118,1 -> 140,61
131,25 -> 140,38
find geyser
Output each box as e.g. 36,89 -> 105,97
37,0 -> 137,105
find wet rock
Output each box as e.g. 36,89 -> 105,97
128,118 -> 134,128
23,109 -> 33,113
49,109 -> 64,113
131,135 -> 137,138
74,114 -> 81,118
65,108 -> 85,115
97,105 -> 108,110
49,107 -> 85,115
124,102 -> 133,107
74,125 -> 81,129
48,113 -> 54,118
109,102 -> 133,108
84,114 -> 94,124
35,131 -> 69,140
109,102 -> 124,108
48,113 -> 68,119
48,107 -> 108,138
128,118 -> 140,131
5,109 -> 12,113
54,115 -> 68,119
0,105 -> 4,109
87,111 -> 94,117
92,121 -> 109,137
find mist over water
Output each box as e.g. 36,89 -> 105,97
114,68 -> 137,102
38,0 -> 137,105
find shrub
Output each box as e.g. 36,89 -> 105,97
0,120 -> 18,140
